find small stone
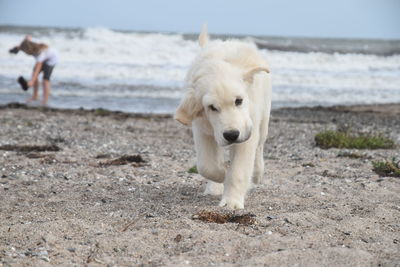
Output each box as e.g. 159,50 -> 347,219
174,234 -> 182,243
40,256 -> 50,262
150,229 -> 158,235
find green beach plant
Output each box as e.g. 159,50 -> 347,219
93,108 -> 111,116
188,166 -> 198,174
372,158 -> 400,177
315,130 -> 395,149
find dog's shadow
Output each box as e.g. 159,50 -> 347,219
140,181 -> 219,209
96,178 -> 220,218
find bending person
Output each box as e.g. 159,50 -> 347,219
10,35 -> 59,106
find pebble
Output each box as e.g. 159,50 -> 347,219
67,248 -> 76,253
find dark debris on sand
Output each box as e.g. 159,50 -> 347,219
193,210 -> 256,225
0,144 -> 61,152
98,155 -> 146,167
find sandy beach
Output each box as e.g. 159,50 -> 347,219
0,103 -> 399,266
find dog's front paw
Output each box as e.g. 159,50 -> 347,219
219,196 -> 244,209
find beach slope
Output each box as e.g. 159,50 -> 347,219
0,103 -> 399,266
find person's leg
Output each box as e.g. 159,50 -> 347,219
42,79 -> 51,106
40,64 -> 54,106
26,79 -> 39,102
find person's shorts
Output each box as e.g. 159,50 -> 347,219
39,63 -> 55,81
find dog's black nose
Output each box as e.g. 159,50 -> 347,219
223,130 -> 240,142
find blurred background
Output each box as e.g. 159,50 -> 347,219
0,0 -> 399,113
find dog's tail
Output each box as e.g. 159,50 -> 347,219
198,24 -> 209,48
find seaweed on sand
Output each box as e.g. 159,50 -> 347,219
0,144 -> 61,152
98,155 -> 145,167
193,210 -> 256,225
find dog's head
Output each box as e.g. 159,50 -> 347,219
175,25 -> 269,147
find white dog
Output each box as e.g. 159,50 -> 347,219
175,26 -> 272,209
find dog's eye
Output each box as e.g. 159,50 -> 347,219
209,105 -> 218,112
235,98 -> 243,106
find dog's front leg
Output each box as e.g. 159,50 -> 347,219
192,121 -> 226,184
220,133 -> 259,209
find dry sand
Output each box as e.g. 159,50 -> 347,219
0,103 -> 399,266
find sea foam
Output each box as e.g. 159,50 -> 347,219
0,26 -> 399,112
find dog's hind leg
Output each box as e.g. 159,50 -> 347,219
252,144 -> 264,185
204,181 -> 224,195
192,121 -> 226,184
253,114 -> 270,184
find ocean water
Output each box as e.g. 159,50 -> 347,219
0,25 -> 399,113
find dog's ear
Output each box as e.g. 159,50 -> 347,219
243,67 -> 270,83
174,89 -> 202,126
198,24 -> 209,48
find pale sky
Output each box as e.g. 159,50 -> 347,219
0,0 -> 399,39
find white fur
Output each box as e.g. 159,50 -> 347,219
175,26 -> 272,209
